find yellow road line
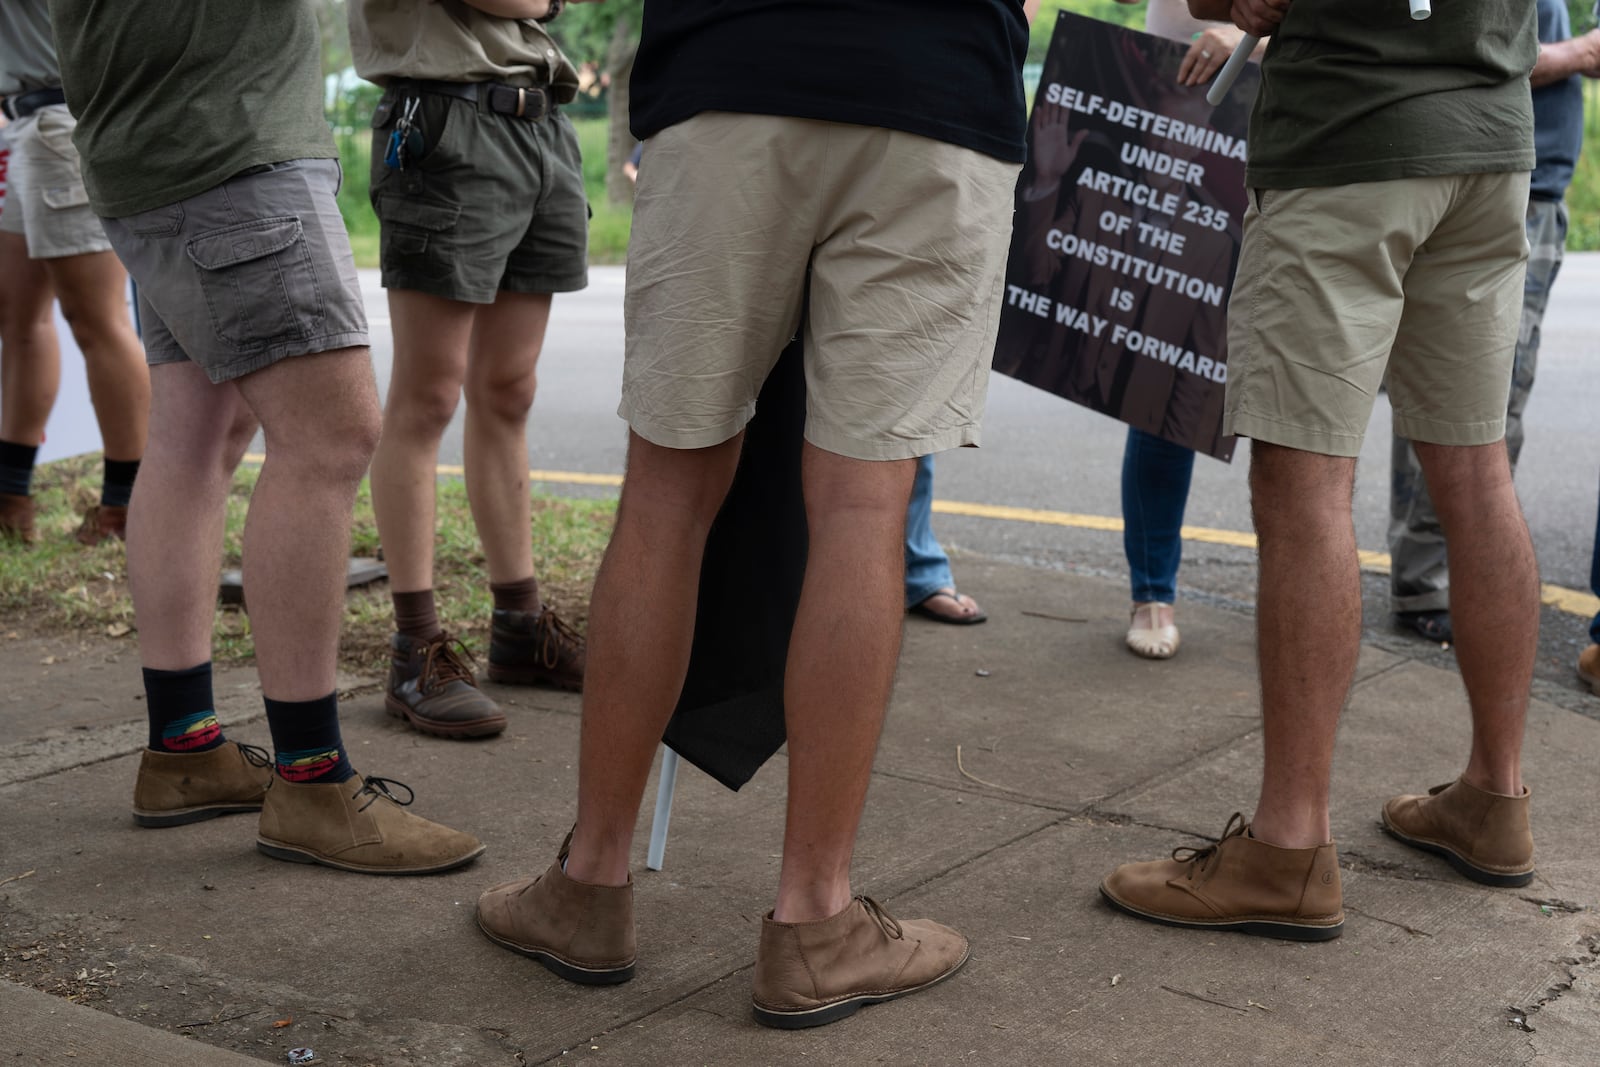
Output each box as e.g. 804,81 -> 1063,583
929,498 -> 1598,618
240,454 -> 1600,619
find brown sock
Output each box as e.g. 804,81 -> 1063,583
490,576 -> 541,614
393,589 -> 443,640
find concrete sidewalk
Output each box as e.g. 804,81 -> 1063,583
3,556 -> 1598,1065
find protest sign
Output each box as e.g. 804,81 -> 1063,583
993,11 -> 1260,462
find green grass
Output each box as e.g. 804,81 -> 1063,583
1,455 -> 617,675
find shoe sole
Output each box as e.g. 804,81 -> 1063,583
256,837 -> 486,875
485,664 -> 583,692
750,946 -> 972,1030
475,913 -> 635,985
384,694 -> 507,739
1098,886 -> 1344,941
1379,815 -> 1535,888
131,802 -> 263,828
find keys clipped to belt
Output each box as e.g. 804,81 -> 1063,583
384,96 -> 423,170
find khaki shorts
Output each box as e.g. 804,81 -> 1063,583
101,158 -> 368,384
0,104 -> 113,258
1224,172 -> 1529,457
621,112 -> 1021,462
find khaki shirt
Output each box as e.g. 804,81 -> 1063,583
350,0 -> 580,100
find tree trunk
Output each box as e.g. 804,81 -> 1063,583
604,16 -> 638,207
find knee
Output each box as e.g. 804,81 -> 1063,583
466,369 -> 537,425
285,403 -> 380,488
1248,444 -> 1354,542
56,295 -> 124,351
386,383 -> 462,440
616,433 -> 740,532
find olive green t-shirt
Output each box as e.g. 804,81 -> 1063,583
1247,0 -> 1537,189
350,0 -> 580,99
47,0 -> 336,218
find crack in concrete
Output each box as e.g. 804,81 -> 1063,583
1507,932 -> 1600,1036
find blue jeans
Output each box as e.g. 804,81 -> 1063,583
1591,475 -> 1600,645
1122,427 -> 1195,604
905,454 -> 954,608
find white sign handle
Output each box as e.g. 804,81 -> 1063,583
1205,34 -> 1259,106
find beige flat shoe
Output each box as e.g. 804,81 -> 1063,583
1126,601 -> 1179,659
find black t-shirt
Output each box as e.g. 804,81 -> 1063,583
629,0 -> 1029,163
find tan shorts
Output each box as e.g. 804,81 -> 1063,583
0,104 -> 113,259
1224,172 -> 1529,457
620,112 -> 1021,462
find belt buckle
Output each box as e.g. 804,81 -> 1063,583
517,87 -> 548,122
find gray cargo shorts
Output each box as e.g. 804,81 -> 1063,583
101,157 -> 368,383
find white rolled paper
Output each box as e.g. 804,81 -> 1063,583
1205,33 -> 1259,106
1410,0 -> 1431,19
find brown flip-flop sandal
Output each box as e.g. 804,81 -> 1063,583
909,588 -> 988,625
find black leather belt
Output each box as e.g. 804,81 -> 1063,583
394,79 -> 553,122
1,86 -> 67,121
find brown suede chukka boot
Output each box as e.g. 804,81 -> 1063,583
386,632 -> 507,739
1381,778 -> 1535,887
131,741 -> 273,827
256,772 -> 485,875
476,832 -> 635,985
75,505 -> 127,546
1101,814 -> 1344,941
0,492 -> 37,544
751,896 -> 970,1030
487,608 -> 585,691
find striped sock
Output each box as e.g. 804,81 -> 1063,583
264,692 -> 353,784
144,663 -> 225,753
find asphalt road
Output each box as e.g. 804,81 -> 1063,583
362,256 -> 1599,708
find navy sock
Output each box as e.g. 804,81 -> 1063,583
144,662 -> 226,753
265,692 -> 354,784
0,440 -> 38,497
101,457 -> 140,509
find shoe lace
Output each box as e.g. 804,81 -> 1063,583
352,775 -> 416,812
1170,812 -> 1248,880
857,895 -> 904,940
236,742 -> 272,769
420,633 -> 478,692
535,610 -> 582,670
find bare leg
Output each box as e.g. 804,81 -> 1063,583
369,290 -> 473,593
43,251 -> 148,460
128,363 -> 257,669
233,348 -> 381,700
1413,440 -> 1536,795
774,445 -> 915,921
1247,441 -> 1361,850
565,431 -> 743,885
0,233 -> 59,446
462,292 -> 552,584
